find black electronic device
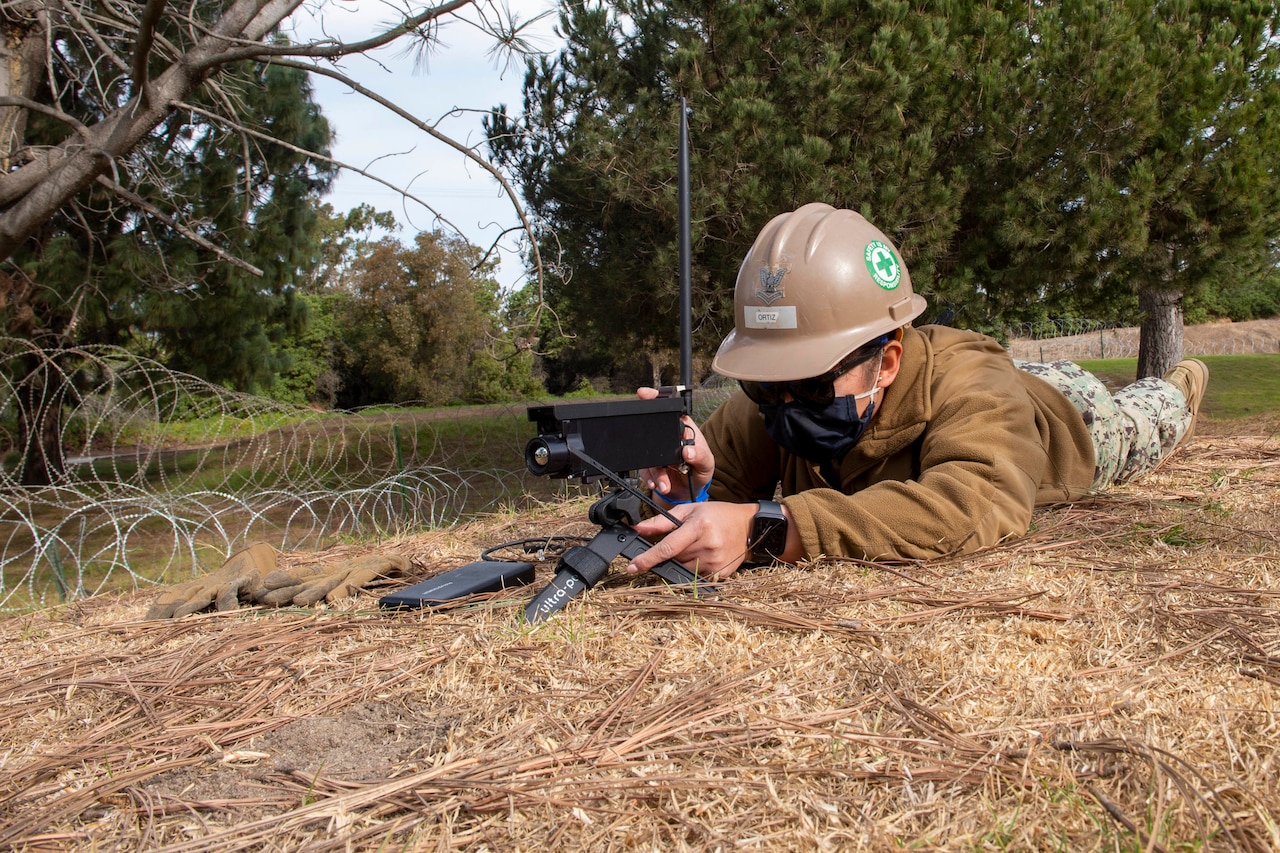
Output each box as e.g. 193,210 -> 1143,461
517,97 -> 712,624
525,397 -> 687,481
378,560 -> 535,610
748,500 -> 789,562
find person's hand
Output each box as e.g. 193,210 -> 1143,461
635,387 -> 715,503
626,501 -> 758,580
252,553 -> 409,606
146,542 -> 276,618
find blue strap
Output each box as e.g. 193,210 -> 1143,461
654,479 -> 712,505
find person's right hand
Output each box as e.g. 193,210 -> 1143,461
635,387 -> 715,503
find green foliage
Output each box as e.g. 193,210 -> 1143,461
11,48 -> 336,394
274,292 -> 349,407
562,377 -> 607,399
268,204 -> 403,408
1185,271 -> 1280,324
955,1 -> 1280,332
135,59 -> 336,392
301,203 -> 401,295
336,232 -> 544,407
464,344 -> 544,404
493,0 -> 1280,388
268,207 -> 544,409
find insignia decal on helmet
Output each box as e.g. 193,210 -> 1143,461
864,241 -> 902,290
757,267 -> 786,304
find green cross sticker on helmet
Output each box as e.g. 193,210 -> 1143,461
865,240 -> 901,290
712,203 -> 928,382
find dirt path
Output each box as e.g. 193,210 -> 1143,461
1008,317 -> 1280,361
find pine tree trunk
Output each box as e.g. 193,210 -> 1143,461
1135,286 -> 1184,379
0,13 -> 48,171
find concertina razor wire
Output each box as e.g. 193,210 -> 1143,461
0,338 -> 540,610
4,323 -> 1276,609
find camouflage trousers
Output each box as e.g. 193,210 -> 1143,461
1015,360 -> 1192,489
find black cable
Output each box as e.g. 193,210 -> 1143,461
480,535 -> 588,563
678,420 -> 700,506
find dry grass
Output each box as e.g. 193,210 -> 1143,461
1,421 -> 1278,851
1007,316 -> 1280,361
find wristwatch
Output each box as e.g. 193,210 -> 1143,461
748,500 -> 788,562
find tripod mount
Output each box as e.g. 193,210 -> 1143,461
523,463 -> 711,624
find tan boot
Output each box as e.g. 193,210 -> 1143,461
1162,358 -> 1208,446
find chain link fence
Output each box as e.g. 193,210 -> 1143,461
1005,318 -> 1280,362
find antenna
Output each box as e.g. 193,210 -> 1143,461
395,98 -> 710,621
678,97 -> 693,411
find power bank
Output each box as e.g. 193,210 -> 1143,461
378,560 -> 535,610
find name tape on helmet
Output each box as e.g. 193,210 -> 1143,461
744,305 -> 797,329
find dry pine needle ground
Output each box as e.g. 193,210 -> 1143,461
1,419 -> 1277,852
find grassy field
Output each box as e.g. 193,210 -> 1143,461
1078,353 -> 1280,421
5,356 -> 1276,609
0,355 -> 1277,851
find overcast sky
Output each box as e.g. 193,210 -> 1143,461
285,1 -> 562,290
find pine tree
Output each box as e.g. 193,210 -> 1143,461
494,0 -> 1280,383
6,52 -> 334,483
16,58 -> 335,389
490,0 -> 1012,388
949,0 -> 1280,376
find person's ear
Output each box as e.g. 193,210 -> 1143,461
876,340 -> 903,387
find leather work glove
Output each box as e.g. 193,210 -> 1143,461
146,542 -> 277,619
252,553 -> 408,607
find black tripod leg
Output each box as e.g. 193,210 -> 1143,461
523,525 -> 715,624
523,528 -> 628,624
614,527 -> 713,591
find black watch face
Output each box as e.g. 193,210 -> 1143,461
752,515 -> 787,560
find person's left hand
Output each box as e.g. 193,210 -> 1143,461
626,501 -> 758,580
634,387 -> 714,503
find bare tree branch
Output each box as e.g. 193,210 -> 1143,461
0,0 -> 304,254
93,172 -> 265,276
193,0 -> 478,69
131,0 -> 168,108
0,0 -> 544,308
58,0 -> 132,80
269,57 -> 545,296
0,95 -> 90,137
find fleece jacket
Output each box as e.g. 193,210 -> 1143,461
703,325 -> 1097,561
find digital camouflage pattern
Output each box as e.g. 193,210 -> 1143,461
1015,360 -> 1192,489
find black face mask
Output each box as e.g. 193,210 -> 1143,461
760,392 -> 877,463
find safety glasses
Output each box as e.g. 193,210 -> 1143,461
738,346 -> 882,408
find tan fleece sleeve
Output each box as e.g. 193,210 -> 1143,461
783,367 -> 1047,561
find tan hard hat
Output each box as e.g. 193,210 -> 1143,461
712,202 -> 928,382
